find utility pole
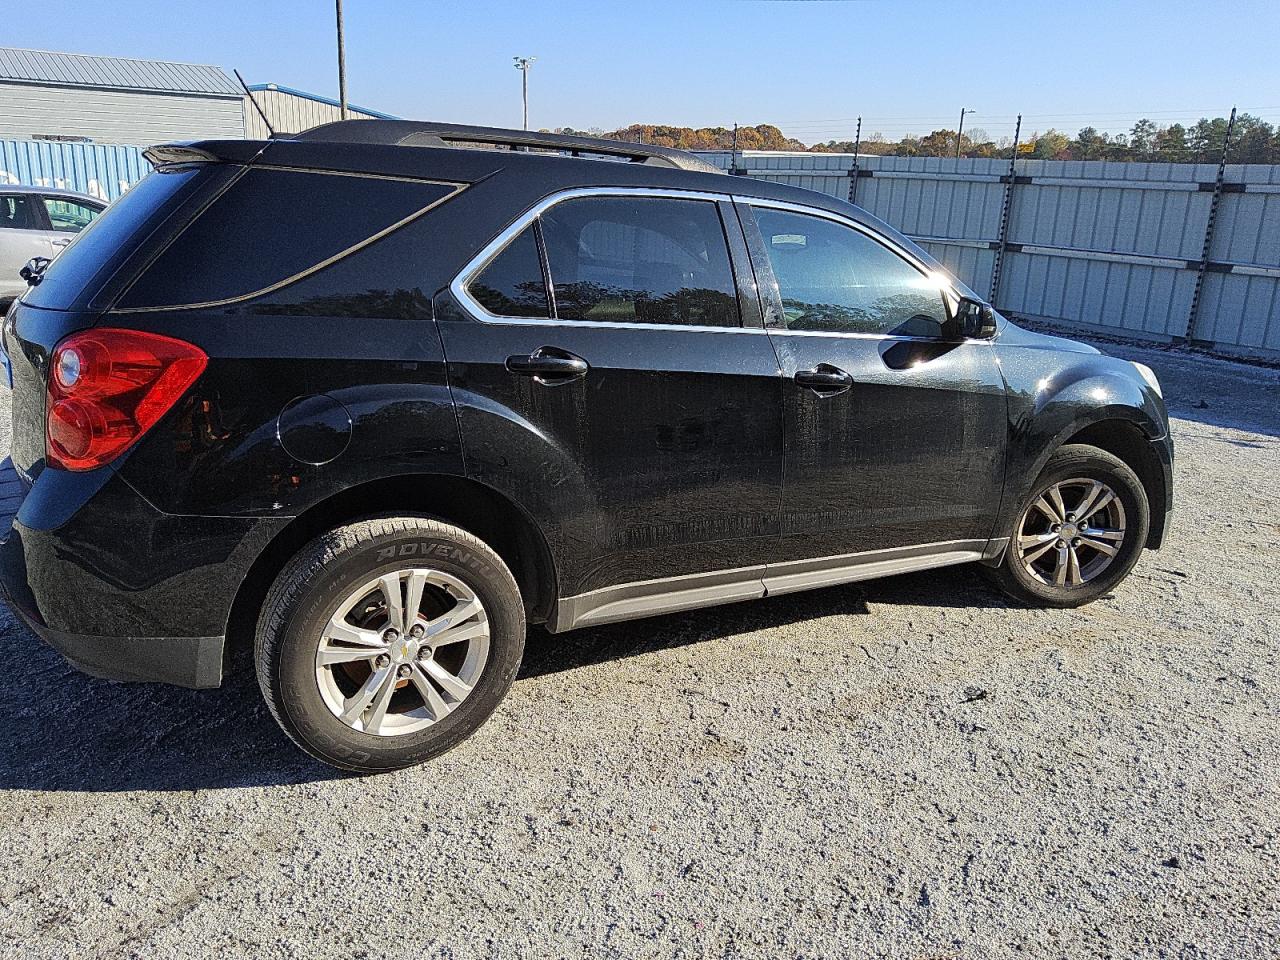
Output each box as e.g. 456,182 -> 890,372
335,0 -> 348,120
956,107 -> 972,158
513,56 -> 536,130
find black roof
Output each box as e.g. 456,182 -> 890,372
291,120 -> 723,174
146,127 -> 930,268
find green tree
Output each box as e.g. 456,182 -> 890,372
1187,117 -> 1229,161
1072,126 -> 1110,160
1130,119 -> 1158,157
1031,130 -> 1071,159
1154,124 -> 1188,161
1229,114 -> 1278,163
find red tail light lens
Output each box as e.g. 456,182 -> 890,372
46,328 -> 208,471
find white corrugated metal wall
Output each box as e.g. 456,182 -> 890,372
243,87 -> 386,138
0,82 -> 244,144
699,151 -> 1280,360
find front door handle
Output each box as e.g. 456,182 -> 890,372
505,346 -> 589,383
51,237 -> 72,248
794,364 -> 853,396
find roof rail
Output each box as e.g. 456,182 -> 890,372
290,120 -> 723,174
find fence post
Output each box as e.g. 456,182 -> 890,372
988,114 -> 1022,305
1184,106 -> 1237,343
847,116 -> 862,205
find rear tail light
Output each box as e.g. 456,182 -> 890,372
46,328 -> 208,471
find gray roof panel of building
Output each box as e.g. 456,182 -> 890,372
0,47 -> 242,97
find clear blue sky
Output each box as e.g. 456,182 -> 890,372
15,0 -> 1280,143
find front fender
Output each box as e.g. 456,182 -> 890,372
995,349 -> 1169,538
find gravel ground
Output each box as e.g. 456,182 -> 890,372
0,337 -> 1276,959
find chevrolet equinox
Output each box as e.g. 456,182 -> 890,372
0,122 -> 1173,772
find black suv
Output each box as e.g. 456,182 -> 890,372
0,122 -> 1173,772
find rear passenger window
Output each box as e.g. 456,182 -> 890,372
539,196 -> 739,327
469,225 -> 549,317
119,170 -> 459,309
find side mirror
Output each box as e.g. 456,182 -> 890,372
948,296 -> 997,340
20,257 -> 51,287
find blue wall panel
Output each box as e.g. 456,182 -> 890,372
0,139 -> 147,201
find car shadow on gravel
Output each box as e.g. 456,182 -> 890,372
0,614 -> 345,793
520,563 -> 1009,680
0,566 -> 1006,793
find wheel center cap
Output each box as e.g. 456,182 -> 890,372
1060,522 -> 1079,541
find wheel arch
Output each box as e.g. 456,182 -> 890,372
1058,419 -> 1168,549
223,473 -> 558,655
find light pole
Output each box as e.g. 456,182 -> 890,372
513,56 -> 536,130
335,0 -> 348,120
956,107 -> 973,158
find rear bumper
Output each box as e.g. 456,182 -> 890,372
2,592 -> 223,687
0,456 -> 284,688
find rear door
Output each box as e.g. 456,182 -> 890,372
0,194 -> 54,301
738,200 -> 1007,588
438,188 -> 783,621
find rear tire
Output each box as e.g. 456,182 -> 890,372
985,443 -> 1149,608
255,516 -> 525,774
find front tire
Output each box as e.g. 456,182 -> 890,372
255,516 -> 525,773
985,443 -> 1150,608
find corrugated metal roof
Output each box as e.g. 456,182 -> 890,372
0,47 -> 242,97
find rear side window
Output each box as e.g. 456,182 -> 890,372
470,225 -> 549,318
120,170 -> 459,309
22,166 -> 218,311
539,196 -> 739,327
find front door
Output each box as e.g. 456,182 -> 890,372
738,201 -> 1007,590
438,190 -> 783,621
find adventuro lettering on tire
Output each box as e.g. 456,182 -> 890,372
254,516 -> 526,774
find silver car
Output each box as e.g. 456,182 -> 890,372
0,185 -> 106,305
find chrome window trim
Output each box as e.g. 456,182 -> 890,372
744,196 -> 947,284
452,185 -> 748,332
741,196 -> 992,344
453,186 -> 994,344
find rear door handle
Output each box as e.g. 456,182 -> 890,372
51,238 -> 72,248
505,347 -> 589,383
794,364 -> 853,396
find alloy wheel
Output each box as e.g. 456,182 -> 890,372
314,568 -> 490,737
1016,478 -> 1127,589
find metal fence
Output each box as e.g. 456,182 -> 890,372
2,137 -> 1276,358
0,138 -> 147,201
699,151 -> 1280,360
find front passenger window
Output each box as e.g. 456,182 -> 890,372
753,206 -> 948,337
